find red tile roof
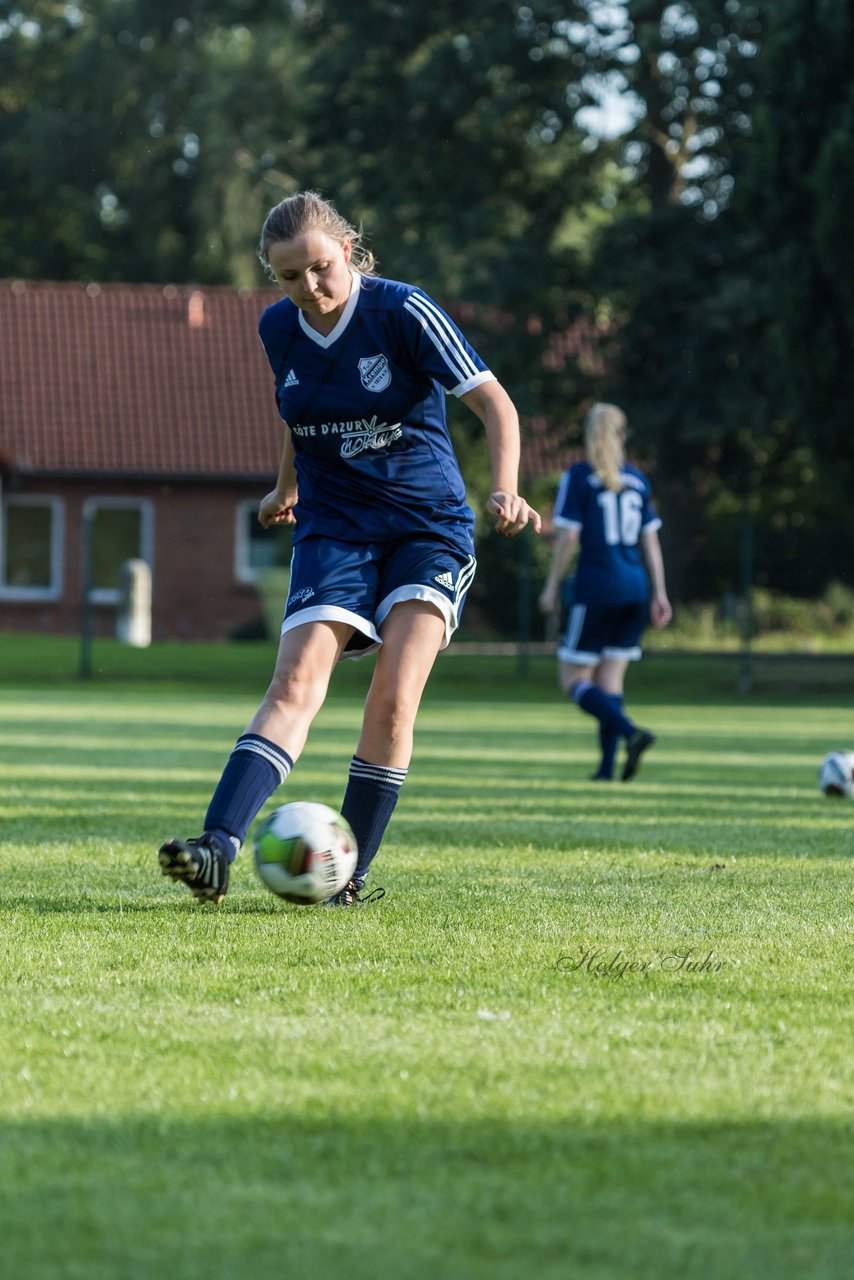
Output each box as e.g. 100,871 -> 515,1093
0,279 -> 283,479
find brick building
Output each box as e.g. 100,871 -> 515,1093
0,279 -> 292,640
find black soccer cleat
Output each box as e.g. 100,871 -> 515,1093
622,730 -> 656,782
158,833 -> 230,904
324,880 -> 386,908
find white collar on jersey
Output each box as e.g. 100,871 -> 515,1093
298,270 -> 362,348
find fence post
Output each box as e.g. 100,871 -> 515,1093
516,529 -> 532,679
116,558 -> 152,648
79,506 -> 94,679
738,507 -> 753,695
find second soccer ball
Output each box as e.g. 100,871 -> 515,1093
817,750 -> 854,799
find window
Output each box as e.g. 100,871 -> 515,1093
234,500 -> 292,583
82,498 -> 153,603
0,495 -> 64,600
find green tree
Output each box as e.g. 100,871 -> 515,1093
734,0 -> 854,594
286,0 -> 624,634
290,2 -> 610,391
580,0 -> 761,215
583,2 -> 779,599
9,2 -> 844,620
745,0 -> 854,459
0,1 -> 302,283
586,0 -> 854,600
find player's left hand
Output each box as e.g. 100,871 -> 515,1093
650,595 -> 673,628
488,491 -> 543,538
538,583 -> 559,614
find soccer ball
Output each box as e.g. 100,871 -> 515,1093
253,802 -> 358,903
817,750 -> 854,799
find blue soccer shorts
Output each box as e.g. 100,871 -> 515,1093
558,600 -> 648,665
281,535 -> 477,659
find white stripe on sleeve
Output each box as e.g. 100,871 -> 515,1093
404,292 -> 480,385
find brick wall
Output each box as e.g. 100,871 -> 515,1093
0,477 -> 273,641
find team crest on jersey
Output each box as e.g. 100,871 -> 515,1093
358,354 -> 392,392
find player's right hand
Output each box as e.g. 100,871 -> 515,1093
258,489 -> 297,527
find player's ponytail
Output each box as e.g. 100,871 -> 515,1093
584,403 -> 627,493
258,190 -> 378,279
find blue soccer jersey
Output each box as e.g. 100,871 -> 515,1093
258,273 -> 495,548
552,460 -> 661,605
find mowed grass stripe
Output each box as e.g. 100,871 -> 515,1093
0,667 -> 851,1280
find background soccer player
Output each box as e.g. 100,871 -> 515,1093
159,190 -> 541,905
538,402 -> 671,781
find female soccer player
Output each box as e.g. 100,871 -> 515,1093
538,403 -> 671,781
159,190 -> 541,904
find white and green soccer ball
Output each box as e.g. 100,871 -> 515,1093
817,750 -> 854,799
254,801 -> 358,903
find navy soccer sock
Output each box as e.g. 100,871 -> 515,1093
594,694 -> 625,778
595,722 -> 618,778
571,680 -> 636,741
204,733 -> 293,861
341,756 -> 408,887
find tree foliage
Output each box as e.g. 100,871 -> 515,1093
1,0 -> 851,614
0,1 -> 302,283
582,1 -> 853,599
744,0 -> 854,455
581,0 -> 760,214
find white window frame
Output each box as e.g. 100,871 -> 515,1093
81,496 -> 154,604
234,499 -> 257,584
0,493 -> 65,601
235,498 -> 293,584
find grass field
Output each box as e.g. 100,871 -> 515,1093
1,643 -> 852,1279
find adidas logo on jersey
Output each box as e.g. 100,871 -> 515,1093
284,369 -> 299,387
434,570 -> 455,590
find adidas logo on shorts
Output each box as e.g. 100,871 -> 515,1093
434,570 -> 455,590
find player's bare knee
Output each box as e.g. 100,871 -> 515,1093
265,662 -> 327,717
365,689 -> 418,747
